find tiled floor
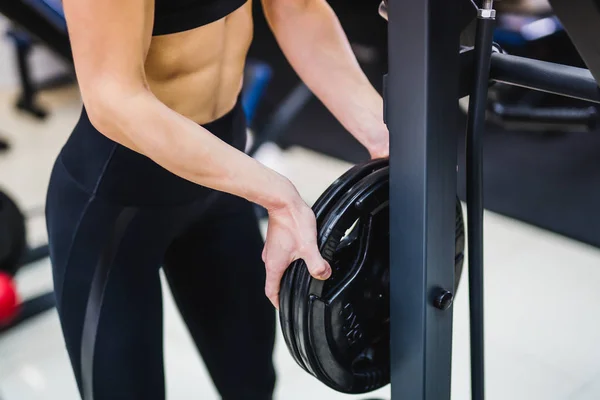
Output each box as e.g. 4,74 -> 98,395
1,16 -> 600,400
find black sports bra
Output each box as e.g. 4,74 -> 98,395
153,0 -> 247,36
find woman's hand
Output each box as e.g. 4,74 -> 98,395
366,126 -> 390,159
362,120 -> 389,159
262,196 -> 332,309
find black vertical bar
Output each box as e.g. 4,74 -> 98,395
387,0 -> 460,399
15,39 -> 36,111
465,10 -> 495,400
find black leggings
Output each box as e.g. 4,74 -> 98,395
45,101 -> 276,400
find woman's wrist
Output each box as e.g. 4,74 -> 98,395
354,117 -> 389,159
364,124 -> 390,159
252,167 -> 303,213
345,86 -> 389,158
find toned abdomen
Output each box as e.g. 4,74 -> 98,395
145,1 -> 254,124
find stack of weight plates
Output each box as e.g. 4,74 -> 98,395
278,158 -> 465,394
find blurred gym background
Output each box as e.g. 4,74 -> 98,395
1,0 -> 600,399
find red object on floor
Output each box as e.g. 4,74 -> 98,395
0,272 -> 19,326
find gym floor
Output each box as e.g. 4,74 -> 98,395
1,17 -> 600,400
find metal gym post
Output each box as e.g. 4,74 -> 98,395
387,0 -> 461,399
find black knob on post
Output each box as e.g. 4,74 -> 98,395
434,290 -> 454,311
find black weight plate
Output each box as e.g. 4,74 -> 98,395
285,164 -> 466,394
280,159 -> 387,372
297,168 -> 390,391
279,159 -> 389,373
285,168 -> 388,386
279,158 -> 389,372
0,190 -> 26,276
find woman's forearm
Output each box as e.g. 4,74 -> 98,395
89,89 -> 299,210
264,0 -> 387,153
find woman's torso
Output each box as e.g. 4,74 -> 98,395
57,0 -> 254,206
146,0 -> 254,124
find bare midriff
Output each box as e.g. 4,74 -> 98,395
145,1 -> 254,124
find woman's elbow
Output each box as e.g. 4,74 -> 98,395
82,84 -> 147,141
85,97 -> 116,136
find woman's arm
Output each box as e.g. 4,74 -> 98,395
262,0 -> 389,158
63,0 -> 332,307
63,0 -> 295,210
